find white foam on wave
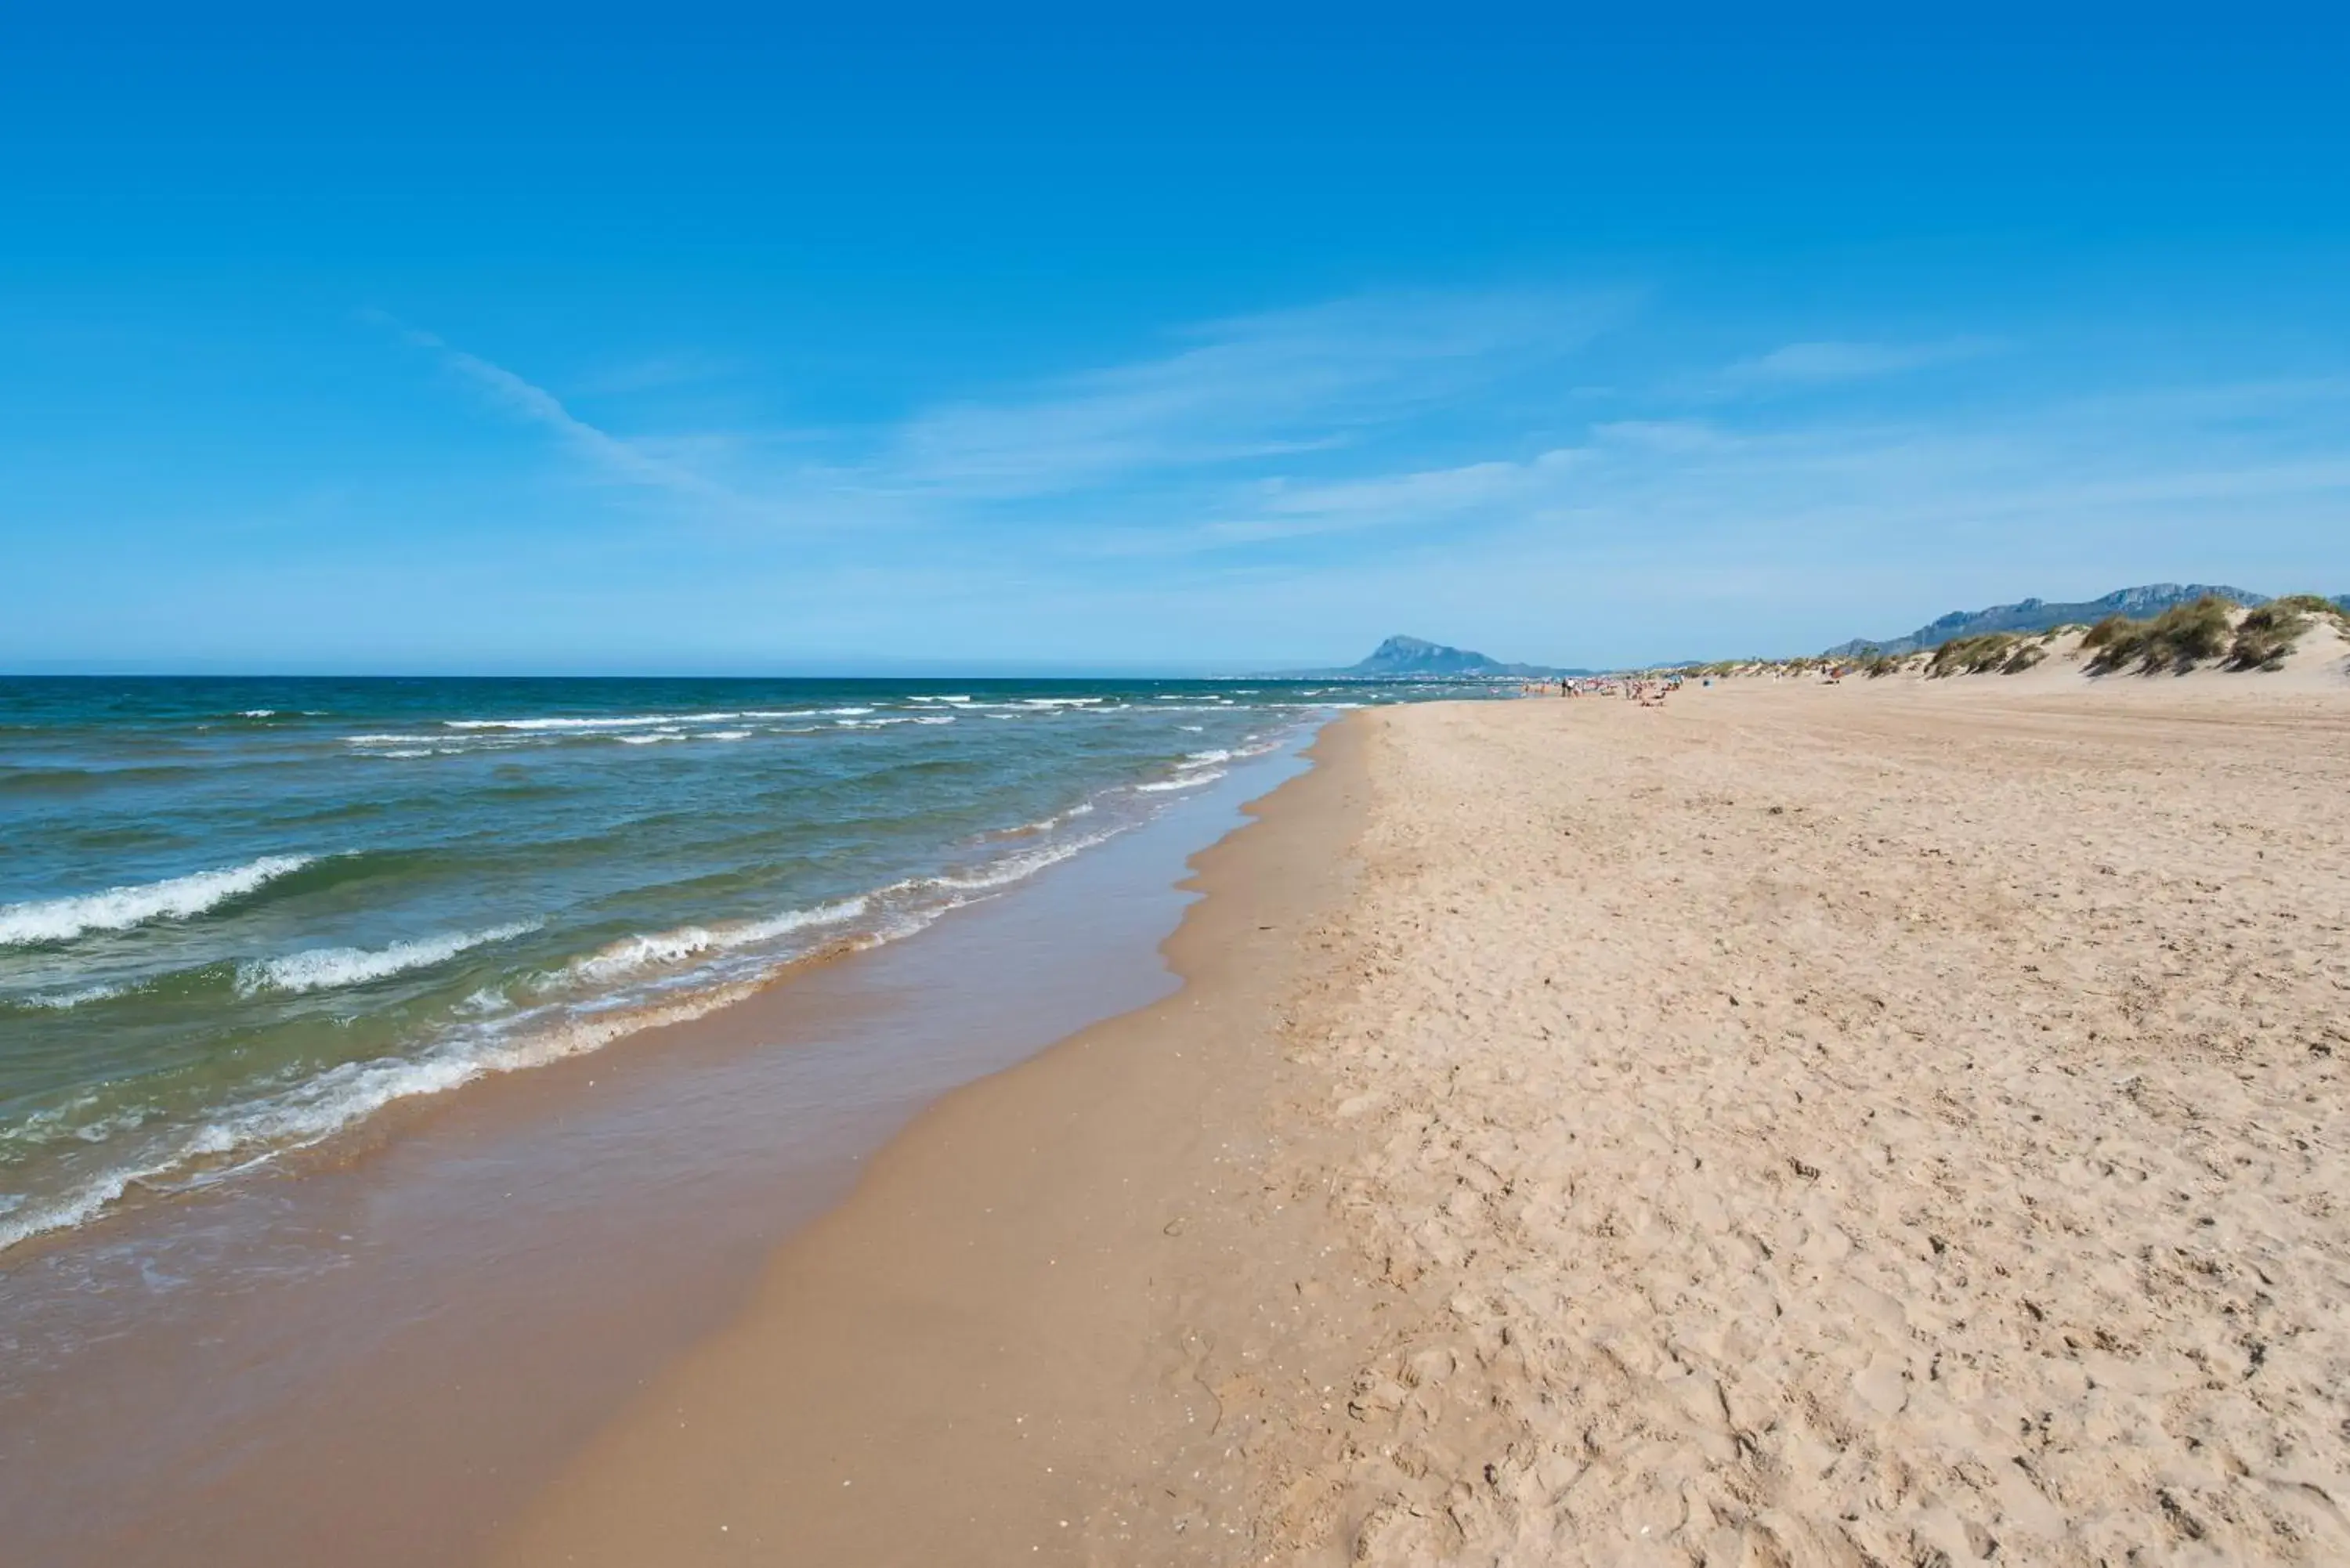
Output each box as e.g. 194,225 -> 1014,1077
0,855 -> 316,947
457,985 -> 508,1015
562,897 -> 873,987
616,731 -> 688,746
238,708 -> 278,718
983,798 -> 1099,840
1180,748 -> 1234,768
1136,770 -> 1226,793
0,977 -> 777,1254
442,711 -> 741,732
16,981 -> 132,1010
911,829 -> 1115,894
236,922 -> 540,997
706,729 -> 752,741
0,886 -> 920,1248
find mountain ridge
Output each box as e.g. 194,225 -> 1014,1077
1282,634 -> 1590,680
1823,583 -> 2290,659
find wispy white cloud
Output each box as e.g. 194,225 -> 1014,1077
392,322 -> 742,505
569,352 -> 737,398
385,291 -> 1629,529
884,289 -> 1626,498
1064,367 -> 2350,612
1721,336 -> 2001,386
1173,450 -> 1589,549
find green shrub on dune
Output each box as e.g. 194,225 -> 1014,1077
1929,633 -> 2019,676
2085,595 -> 2236,674
2080,614 -> 2131,650
2226,594 -> 2347,670
1923,632 -> 2049,677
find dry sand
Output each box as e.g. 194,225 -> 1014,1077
494,675 -> 2350,1567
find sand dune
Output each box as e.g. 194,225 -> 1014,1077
1875,612 -> 2350,693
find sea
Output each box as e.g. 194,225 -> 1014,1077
0,674 -> 1463,1258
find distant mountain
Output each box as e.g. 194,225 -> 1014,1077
1284,634 -> 1588,680
1347,635 -> 1515,677
1824,584 -> 2272,659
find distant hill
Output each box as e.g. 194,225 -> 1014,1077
1285,634 -> 1589,680
1824,584 -> 2275,659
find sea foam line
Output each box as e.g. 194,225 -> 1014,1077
0,855 -> 316,947
236,922 -> 540,997
14,981 -> 132,1010
561,897 -> 875,987
0,891 -> 946,1254
440,711 -> 743,732
914,830 -> 1115,893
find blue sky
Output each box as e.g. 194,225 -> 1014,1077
4,5 -> 2346,673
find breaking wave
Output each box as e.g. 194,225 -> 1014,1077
235,922 -> 541,997
0,856 -> 317,947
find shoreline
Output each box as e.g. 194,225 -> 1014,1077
486,711 -> 1379,1565
493,677 -> 2350,1566
0,676 -> 1347,1265
1,726 -> 1340,1568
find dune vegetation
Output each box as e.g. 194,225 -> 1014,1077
2226,594 -> 2348,670
2083,595 -> 2236,674
1926,632 -> 2049,677
1636,594 -> 2346,685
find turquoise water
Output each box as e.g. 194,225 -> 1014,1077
0,675 -> 1462,1252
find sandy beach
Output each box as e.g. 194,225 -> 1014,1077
494,674 -> 2350,1566
22,13 -> 2349,1563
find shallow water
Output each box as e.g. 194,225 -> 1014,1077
0,675 -> 1461,1252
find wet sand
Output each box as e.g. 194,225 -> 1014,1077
496,677 -> 2350,1566
486,714 -> 1377,1565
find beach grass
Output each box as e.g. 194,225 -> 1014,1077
2084,594 -> 2236,674
2225,594 -> 2348,670
1927,632 -> 2044,677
